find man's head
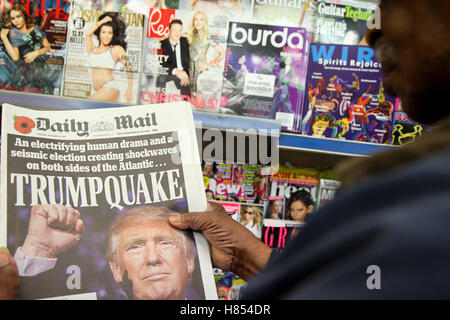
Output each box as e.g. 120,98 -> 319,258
106,206 -> 196,300
366,1 -> 450,124
168,19 -> 183,43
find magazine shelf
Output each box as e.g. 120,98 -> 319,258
0,90 -> 395,168
0,90 -> 280,130
278,132 -> 397,168
280,132 -> 395,156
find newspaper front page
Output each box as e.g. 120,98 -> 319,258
0,101 -> 217,300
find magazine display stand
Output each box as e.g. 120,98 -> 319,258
0,89 -> 394,167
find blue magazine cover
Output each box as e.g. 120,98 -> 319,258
302,44 -> 396,144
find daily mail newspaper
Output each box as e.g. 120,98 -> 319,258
0,102 -> 217,300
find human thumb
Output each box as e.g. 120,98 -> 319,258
0,247 -> 19,300
169,203 -> 226,231
0,248 -> 13,268
169,212 -> 204,231
169,213 -> 189,229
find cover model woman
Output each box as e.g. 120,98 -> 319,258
0,3 -> 56,93
187,11 -> 225,106
285,189 -> 315,222
239,205 -> 263,238
85,12 -> 133,103
267,199 -> 283,220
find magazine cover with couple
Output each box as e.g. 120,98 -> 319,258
139,7 -> 228,112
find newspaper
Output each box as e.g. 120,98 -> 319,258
0,101 -> 217,300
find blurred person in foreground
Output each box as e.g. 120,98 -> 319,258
3,0 -> 450,299
170,0 -> 450,299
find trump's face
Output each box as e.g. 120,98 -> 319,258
110,220 -> 194,300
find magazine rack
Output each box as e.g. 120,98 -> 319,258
279,132 -> 397,168
0,90 -> 394,168
0,90 -> 279,130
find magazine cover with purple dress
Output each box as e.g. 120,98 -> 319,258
221,22 -> 311,133
301,44 -> 396,144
